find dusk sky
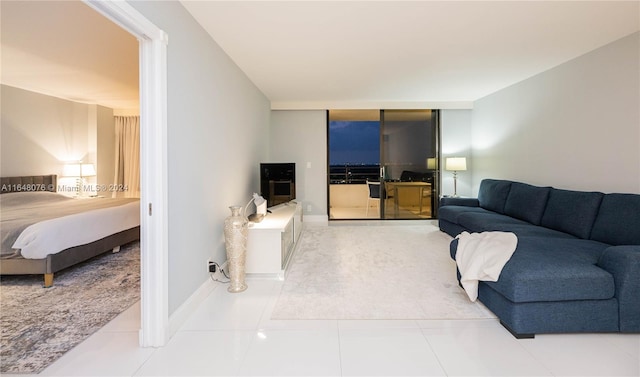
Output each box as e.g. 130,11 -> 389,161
329,121 -> 380,165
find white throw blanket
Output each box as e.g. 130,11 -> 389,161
455,231 -> 518,301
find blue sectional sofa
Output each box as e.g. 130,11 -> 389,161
439,179 -> 640,338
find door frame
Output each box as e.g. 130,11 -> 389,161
84,0 -> 169,347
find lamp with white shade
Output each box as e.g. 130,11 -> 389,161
445,157 -> 467,197
426,157 -> 438,170
244,193 -> 267,223
63,162 -> 96,196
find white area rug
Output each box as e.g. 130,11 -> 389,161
271,225 -> 495,320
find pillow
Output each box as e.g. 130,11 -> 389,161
478,179 -> 512,214
503,182 -> 550,225
590,194 -> 640,245
541,188 -> 604,239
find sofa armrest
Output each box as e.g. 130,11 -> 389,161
597,246 -> 640,332
440,197 -> 479,207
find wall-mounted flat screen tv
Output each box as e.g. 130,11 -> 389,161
260,163 -> 296,207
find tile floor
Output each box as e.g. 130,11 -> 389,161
8,222 -> 639,377
25,276 -> 639,376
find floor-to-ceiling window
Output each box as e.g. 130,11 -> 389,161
328,110 -> 381,219
328,109 -> 440,220
380,109 -> 440,219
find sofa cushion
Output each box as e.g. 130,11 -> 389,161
540,188 -> 604,239
591,193 -> 640,246
516,237 -> 610,263
456,211 -> 529,232
478,179 -> 512,213
487,223 -> 577,239
454,209 -> 576,238
440,197 -> 479,207
440,219 -> 468,239
438,206 -> 491,224
503,182 -> 551,225
484,238 -> 613,303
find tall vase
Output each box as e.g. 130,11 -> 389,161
224,205 -> 248,293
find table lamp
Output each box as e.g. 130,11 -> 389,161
445,157 -> 467,197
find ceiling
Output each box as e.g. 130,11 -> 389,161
181,0 -> 639,109
0,1 -> 139,110
1,1 -> 638,111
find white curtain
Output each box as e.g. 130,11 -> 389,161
113,116 -> 140,198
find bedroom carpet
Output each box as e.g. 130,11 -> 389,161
271,224 -> 496,320
0,241 -> 140,374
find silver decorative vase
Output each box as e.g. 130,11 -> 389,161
224,205 -> 248,293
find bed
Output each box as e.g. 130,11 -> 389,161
1,175 -> 140,287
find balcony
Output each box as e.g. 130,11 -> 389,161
329,164 -> 379,185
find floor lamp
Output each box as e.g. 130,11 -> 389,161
445,157 -> 467,197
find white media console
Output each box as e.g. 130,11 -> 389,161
245,201 -> 302,279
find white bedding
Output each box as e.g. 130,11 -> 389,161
13,201 -> 140,259
1,192 -> 140,260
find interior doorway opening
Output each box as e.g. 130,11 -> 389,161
86,0 -> 169,347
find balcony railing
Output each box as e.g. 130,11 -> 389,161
329,164 -> 380,184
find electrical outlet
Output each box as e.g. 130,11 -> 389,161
207,260 -> 216,273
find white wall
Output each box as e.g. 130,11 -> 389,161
1,85 -> 89,176
270,109 -> 475,215
270,110 -> 327,220
0,85 -> 113,192
472,32 -> 640,194
441,110 -> 472,197
130,1 -> 271,315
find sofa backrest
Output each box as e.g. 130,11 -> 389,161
476,179 -> 639,245
503,182 -> 551,225
478,179 -> 512,213
590,193 -> 640,245
541,188 -> 604,239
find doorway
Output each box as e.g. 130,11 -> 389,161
86,0 -> 169,347
327,109 -> 440,220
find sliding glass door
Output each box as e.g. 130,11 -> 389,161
327,109 -> 440,220
328,110 -> 381,220
380,110 -> 439,219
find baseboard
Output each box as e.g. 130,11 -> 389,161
303,215 -> 329,225
246,272 -> 285,281
167,276 -> 217,339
